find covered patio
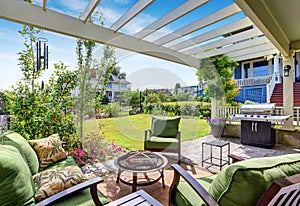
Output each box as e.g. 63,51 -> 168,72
1,0 -> 300,205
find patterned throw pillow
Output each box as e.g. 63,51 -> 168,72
33,166 -> 87,202
28,134 -> 67,170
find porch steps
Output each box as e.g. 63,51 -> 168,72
270,82 -> 300,106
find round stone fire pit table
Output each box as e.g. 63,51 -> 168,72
114,150 -> 168,192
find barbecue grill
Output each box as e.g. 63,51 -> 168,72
229,103 -> 291,148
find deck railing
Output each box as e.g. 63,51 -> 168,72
236,75 -> 272,87
218,106 -> 300,126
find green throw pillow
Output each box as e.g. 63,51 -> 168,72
208,153 -> 300,206
0,144 -> 36,206
0,131 -> 39,175
151,116 -> 181,137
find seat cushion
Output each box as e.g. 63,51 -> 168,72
151,116 -> 181,137
34,165 -> 87,202
0,144 -> 36,206
44,156 -> 77,171
0,131 -> 39,175
146,136 -> 179,150
208,153 -> 300,206
28,134 -> 67,170
175,175 -> 216,206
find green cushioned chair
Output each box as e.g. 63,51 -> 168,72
0,131 -> 109,206
169,153 -> 300,206
144,116 -> 181,163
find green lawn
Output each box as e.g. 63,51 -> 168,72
84,114 -> 210,151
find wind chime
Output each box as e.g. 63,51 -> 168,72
36,37 -> 48,89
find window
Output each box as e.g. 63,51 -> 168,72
253,60 -> 269,77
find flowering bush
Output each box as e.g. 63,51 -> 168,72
207,118 -> 226,126
78,132 -> 125,165
71,147 -> 88,166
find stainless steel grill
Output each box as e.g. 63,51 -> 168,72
229,103 -> 291,149
229,103 -> 290,123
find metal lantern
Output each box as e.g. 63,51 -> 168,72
36,37 -> 48,71
283,65 -> 291,77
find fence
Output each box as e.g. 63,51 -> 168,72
218,106 -> 300,126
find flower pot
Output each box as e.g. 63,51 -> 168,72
210,125 -> 224,138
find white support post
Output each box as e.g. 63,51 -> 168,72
211,98 -> 218,119
274,54 -> 280,83
282,56 -> 295,130
250,61 -> 254,78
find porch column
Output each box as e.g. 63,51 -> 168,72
296,52 -> 300,80
249,62 -> 254,78
211,98 -> 218,119
274,54 -> 281,83
282,56 -> 294,130
241,63 -> 245,79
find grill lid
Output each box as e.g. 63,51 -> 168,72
240,103 -> 275,114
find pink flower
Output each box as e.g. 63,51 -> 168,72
116,146 -> 123,151
95,149 -> 106,153
109,144 -> 115,150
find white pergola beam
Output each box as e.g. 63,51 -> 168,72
232,49 -> 278,62
80,0 -> 101,23
0,0 -> 199,68
42,0 -> 47,11
154,3 -> 241,46
184,27 -> 262,55
134,0 -> 209,39
234,0 -> 290,56
226,43 -> 276,58
110,0 -> 154,32
196,36 -> 270,59
171,17 -> 253,51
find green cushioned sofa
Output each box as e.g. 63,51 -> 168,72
0,131 -> 109,206
169,153 -> 300,206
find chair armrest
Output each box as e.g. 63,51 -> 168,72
228,153 -> 247,164
144,129 -> 151,140
169,164 -> 219,206
36,177 -> 104,206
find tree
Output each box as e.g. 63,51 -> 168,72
197,55 -> 239,104
174,83 -> 181,95
111,65 -> 126,80
3,24 -> 77,140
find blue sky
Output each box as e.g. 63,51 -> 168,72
0,0 -> 240,91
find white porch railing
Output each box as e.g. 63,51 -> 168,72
236,75 -> 273,87
218,106 -> 300,126
266,73 -> 281,103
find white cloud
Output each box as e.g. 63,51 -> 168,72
58,0 -> 88,13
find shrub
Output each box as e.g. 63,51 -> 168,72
104,103 -> 120,117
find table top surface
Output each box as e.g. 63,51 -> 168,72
203,139 -> 230,147
105,189 -> 163,206
115,151 -> 168,173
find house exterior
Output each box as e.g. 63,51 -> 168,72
102,74 -> 131,101
232,52 -> 300,105
72,71 -> 131,101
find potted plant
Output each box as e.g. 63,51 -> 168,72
207,118 -> 226,138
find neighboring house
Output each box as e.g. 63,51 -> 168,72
102,74 -> 131,101
155,84 -> 204,98
72,71 -> 131,101
177,85 -> 204,97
